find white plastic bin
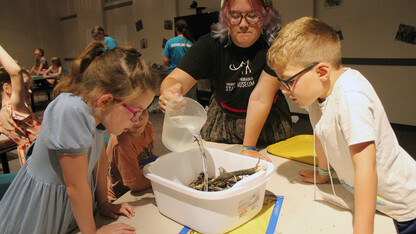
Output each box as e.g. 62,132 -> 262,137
143,148 -> 275,234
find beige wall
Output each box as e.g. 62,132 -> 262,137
132,0 -> 176,63
316,0 -> 416,126
0,0 -> 64,70
0,0 -> 415,126
74,0 -> 104,54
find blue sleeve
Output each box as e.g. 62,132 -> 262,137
104,37 -> 117,49
42,94 -> 96,155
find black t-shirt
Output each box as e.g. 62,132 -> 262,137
177,33 -> 276,111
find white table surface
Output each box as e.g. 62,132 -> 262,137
84,141 -> 396,234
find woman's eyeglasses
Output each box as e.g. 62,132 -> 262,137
277,62 -> 319,90
121,103 -> 143,122
228,11 -> 261,25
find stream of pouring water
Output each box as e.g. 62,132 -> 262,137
193,133 -> 208,191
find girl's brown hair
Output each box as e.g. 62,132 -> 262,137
0,67 -> 11,90
0,67 -> 31,103
53,41 -> 158,103
51,57 -> 62,67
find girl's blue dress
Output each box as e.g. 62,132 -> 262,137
0,93 -> 106,234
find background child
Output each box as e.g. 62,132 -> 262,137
29,48 -> 48,76
43,56 -> 63,85
91,26 -> 118,49
0,41 -> 158,233
0,45 -> 41,165
107,107 -> 158,203
267,17 -> 416,234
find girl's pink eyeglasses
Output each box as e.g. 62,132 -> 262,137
121,103 -> 143,122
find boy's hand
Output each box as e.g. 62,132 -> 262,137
99,202 -> 135,219
241,150 -> 272,162
298,169 -> 330,183
97,223 -> 136,234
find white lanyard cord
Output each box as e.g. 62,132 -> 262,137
313,131 -> 338,200
324,142 -> 337,197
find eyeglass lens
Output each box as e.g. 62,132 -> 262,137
228,11 -> 260,25
122,103 -> 142,122
279,62 -> 319,90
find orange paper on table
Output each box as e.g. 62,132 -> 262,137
267,134 -> 318,166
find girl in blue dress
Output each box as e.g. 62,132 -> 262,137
0,41 -> 159,234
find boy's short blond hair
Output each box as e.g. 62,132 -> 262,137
267,17 -> 342,72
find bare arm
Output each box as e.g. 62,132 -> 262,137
59,152 -> 97,234
29,65 -> 36,75
35,63 -> 44,75
45,66 -> 62,78
159,68 -> 197,112
350,141 -> 377,234
60,149 -> 135,234
0,45 -> 29,114
298,136 -> 331,183
242,71 -> 280,161
162,56 -> 170,66
94,141 -> 110,212
44,66 -> 52,75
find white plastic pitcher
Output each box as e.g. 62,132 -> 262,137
162,96 -> 207,152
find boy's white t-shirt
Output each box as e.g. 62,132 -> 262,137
307,68 -> 416,222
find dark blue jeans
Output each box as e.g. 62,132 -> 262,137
394,218 -> 416,234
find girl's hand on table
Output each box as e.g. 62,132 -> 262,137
241,150 -> 272,162
298,169 -> 330,183
97,223 -> 136,234
99,202 -> 135,219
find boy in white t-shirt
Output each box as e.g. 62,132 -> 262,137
267,17 -> 416,233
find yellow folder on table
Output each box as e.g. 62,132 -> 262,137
267,134 -> 317,166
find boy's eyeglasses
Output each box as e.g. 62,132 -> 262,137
121,103 -> 143,122
277,62 -> 319,90
228,11 -> 261,25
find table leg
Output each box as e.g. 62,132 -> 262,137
30,92 -> 36,113
0,153 -> 10,174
